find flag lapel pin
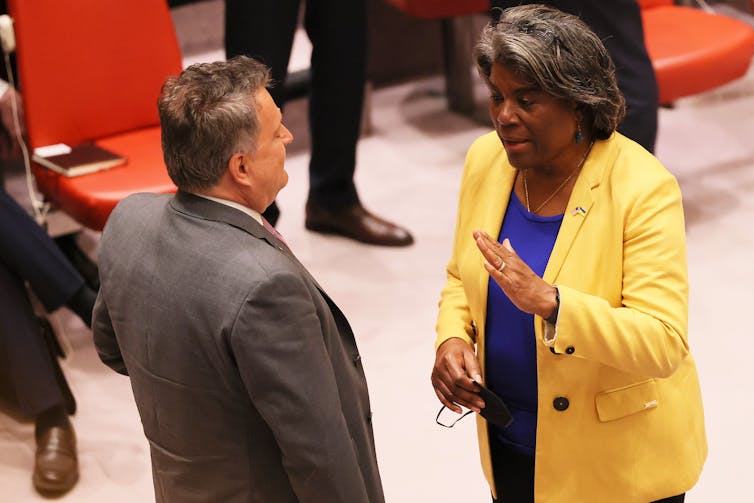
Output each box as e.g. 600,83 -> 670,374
571,206 -> 587,217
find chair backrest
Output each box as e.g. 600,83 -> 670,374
8,0 -> 183,149
637,0 -> 673,9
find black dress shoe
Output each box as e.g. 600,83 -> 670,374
305,202 -> 414,247
33,419 -> 79,496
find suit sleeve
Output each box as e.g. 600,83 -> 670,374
92,289 -> 128,375
547,172 -> 690,378
230,268 -> 370,503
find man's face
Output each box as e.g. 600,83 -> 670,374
246,89 -> 293,209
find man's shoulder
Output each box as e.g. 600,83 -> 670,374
101,193 -> 173,242
108,192 -> 171,221
602,133 -> 676,188
116,192 -> 171,210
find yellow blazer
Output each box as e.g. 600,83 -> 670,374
436,132 -> 707,502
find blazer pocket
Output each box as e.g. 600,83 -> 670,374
595,379 -> 658,422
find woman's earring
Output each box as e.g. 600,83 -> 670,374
575,122 -> 583,144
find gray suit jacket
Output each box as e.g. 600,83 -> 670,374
93,191 -> 384,503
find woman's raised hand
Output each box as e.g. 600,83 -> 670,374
474,230 -> 557,320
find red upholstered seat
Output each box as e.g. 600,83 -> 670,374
8,0 -> 182,231
32,128 -> 167,230
639,0 -> 754,104
638,0 -> 671,8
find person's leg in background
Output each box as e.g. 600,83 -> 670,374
225,0 -> 413,246
0,188 -> 96,327
302,0 -> 364,211
0,262 -> 79,496
302,0 -> 412,246
225,0 -> 301,226
491,0 -> 659,153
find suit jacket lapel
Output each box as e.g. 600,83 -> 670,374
171,190 -> 272,243
543,139 -> 608,283
170,191 -> 326,292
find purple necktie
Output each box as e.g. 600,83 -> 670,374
262,217 -> 289,248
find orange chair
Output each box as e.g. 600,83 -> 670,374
387,0 -> 754,111
7,0 -> 181,230
639,0 -> 754,104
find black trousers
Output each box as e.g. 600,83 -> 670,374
225,0 -> 366,222
490,0 -> 659,153
0,187 -> 82,417
0,188 -> 83,311
490,437 -> 685,503
0,261 -> 64,417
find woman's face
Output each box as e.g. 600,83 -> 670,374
487,62 -> 580,172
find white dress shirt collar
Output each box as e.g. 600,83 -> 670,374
192,193 -> 263,226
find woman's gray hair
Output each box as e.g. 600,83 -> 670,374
474,4 -> 625,139
158,56 -> 271,192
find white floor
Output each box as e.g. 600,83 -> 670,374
2,3 -> 754,501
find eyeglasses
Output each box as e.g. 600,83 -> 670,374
435,386 -> 514,429
435,405 -> 475,428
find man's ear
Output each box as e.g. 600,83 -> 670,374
227,151 -> 253,187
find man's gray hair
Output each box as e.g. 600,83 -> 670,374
158,56 -> 271,192
474,4 -> 626,139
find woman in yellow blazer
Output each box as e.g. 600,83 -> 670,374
431,6 -> 706,503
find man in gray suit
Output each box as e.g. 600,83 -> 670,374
92,56 -> 385,503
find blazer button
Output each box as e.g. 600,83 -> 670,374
565,346 -> 575,354
353,354 -> 361,367
549,346 -> 559,355
367,412 -> 373,424
553,397 -> 569,411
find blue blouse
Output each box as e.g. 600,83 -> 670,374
485,193 -> 562,457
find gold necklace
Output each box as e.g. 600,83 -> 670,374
523,140 -> 594,214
